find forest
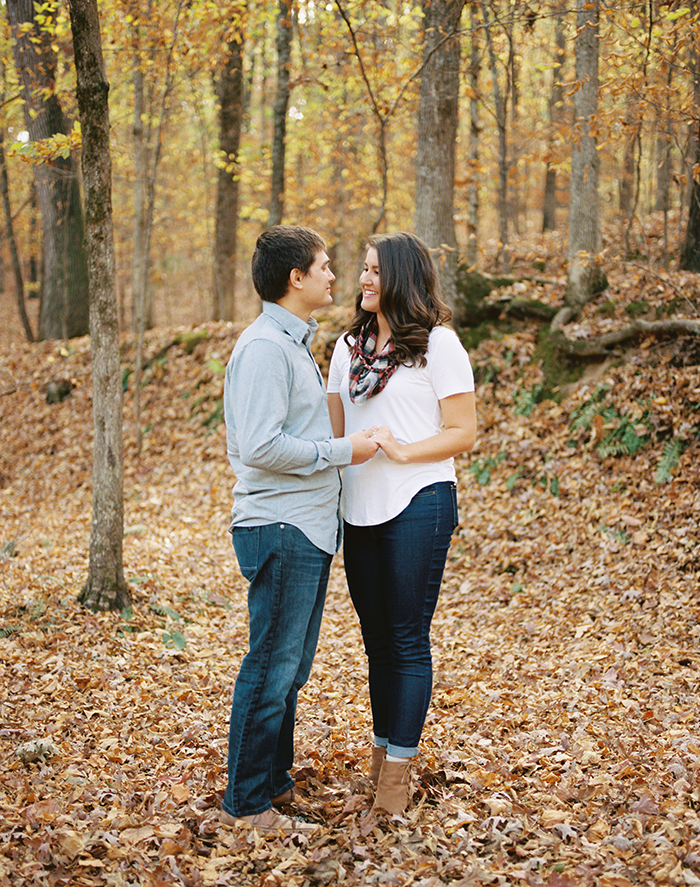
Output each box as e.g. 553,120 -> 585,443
1,0 -> 700,885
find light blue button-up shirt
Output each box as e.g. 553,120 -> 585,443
224,301 -> 353,554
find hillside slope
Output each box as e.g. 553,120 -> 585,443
0,312 -> 698,886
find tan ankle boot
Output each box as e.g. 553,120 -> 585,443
371,758 -> 412,816
369,746 -> 386,786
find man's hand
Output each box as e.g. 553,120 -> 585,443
348,430 -> 380,465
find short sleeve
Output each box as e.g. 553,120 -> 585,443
427,327 -> 474,400
327,336 -> 350,395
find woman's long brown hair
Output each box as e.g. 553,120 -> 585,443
344,232 -> 452,367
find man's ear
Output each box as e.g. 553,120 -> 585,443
289,268 -> 305,290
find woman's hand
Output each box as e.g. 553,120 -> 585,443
371,425 -> 407,463
368,393 -> 477,465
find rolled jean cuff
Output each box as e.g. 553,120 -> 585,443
387,742 -> 417,758
373,735 -> 388,748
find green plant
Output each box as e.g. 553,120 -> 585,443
569,384 -> 611,431
625,300 -> 649,318
468,451 -> 507,485
149,603 -> 183,621
162,629 -> 187,650
0,626 -> 20,638
655,437 -> 685,484
596,412 -> 651,457
514,383 -> 544,416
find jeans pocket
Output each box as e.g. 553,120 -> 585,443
232,527 -> 259,582
449,484 -> 459,530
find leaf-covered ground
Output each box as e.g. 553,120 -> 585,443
1,265 -> 700,886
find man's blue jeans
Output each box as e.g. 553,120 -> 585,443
343,482 -> 458,758
222,523 -> 331,818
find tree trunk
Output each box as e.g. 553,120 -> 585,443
0,66 -> 33,342
213,14 -> 245,321
132,61 -> 151,332
0,136 -> 32,342
481,1 -> 510,272
414,0 -> 464,312
542,4 -> 565,232
68,0 -> 130,612
565,0 -> 602,310
268,0 -> 292,228
466,2 -> 480,267
680,129 -> 700,272
680,2 -> 700,271
7,0 -> 89,341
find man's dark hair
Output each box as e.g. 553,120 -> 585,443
251,225 -> 327,302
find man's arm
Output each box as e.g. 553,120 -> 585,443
227,339 -> 376,474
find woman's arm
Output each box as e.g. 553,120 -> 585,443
372,391 -> 476,464
327,392 -> 345,437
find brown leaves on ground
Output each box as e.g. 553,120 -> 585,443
1,296 -> 699,886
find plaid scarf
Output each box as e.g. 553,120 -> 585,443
348,316 -> 400,404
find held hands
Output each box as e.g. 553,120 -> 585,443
368,425 -> 406,463
348,425 -> 406,465
348,429 -> 380,465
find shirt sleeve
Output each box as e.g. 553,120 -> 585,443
327,336 -> 349,395
428,328 -> 475,400
226,338 -> 352,476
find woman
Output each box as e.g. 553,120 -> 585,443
327,232 -> 476,817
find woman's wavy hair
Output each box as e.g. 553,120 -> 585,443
344,231 -> 452,366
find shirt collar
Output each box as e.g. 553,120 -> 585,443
263,301 -> 319,346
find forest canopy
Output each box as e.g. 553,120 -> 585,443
0,0 -> 699,340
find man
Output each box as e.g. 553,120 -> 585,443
220,225 -> 378,836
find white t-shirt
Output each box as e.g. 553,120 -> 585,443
327,325 -> 474,526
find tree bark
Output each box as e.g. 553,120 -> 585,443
0,89 -> 33,342
680,129 -> 700,272
7,0 -> 89,341
465,2 -> 480,267
415,0 -> 464,313
481,1 -> 510,272
566,0 -> 602,309
680,2 -> 700,272
132,57 -> 151,332
268,0 -> 292,228
213,12 -> 245,321
542,4 -> 565,232
68,0 -> 130,612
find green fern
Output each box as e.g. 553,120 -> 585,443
514,383 -> 544,416
149,603 -> 183,622
655,438 -> 685,484
570,384 -> 610,430
468,451 -> 507,486
597,417 -> 649,458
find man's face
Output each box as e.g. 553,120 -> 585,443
300,251 -> 336,312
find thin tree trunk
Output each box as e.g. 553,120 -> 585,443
542,4 -> 565,232
213,14 -> 245,321
132,58 -> 150,332
414,0 -> 464,313
466,2 -> 480,267
680,129 -> 700,271
7,0 -> 89,341
565,0 -> 602,307
0,63 -> 33,342
680,1 -> 700,271
133,0 -> 184,454
69,0 -> 130,612
268,0 -> 292,228
481,1 -> 509,272
0,137 -> 32,341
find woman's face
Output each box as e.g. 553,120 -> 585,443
359,247 -> 381,314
